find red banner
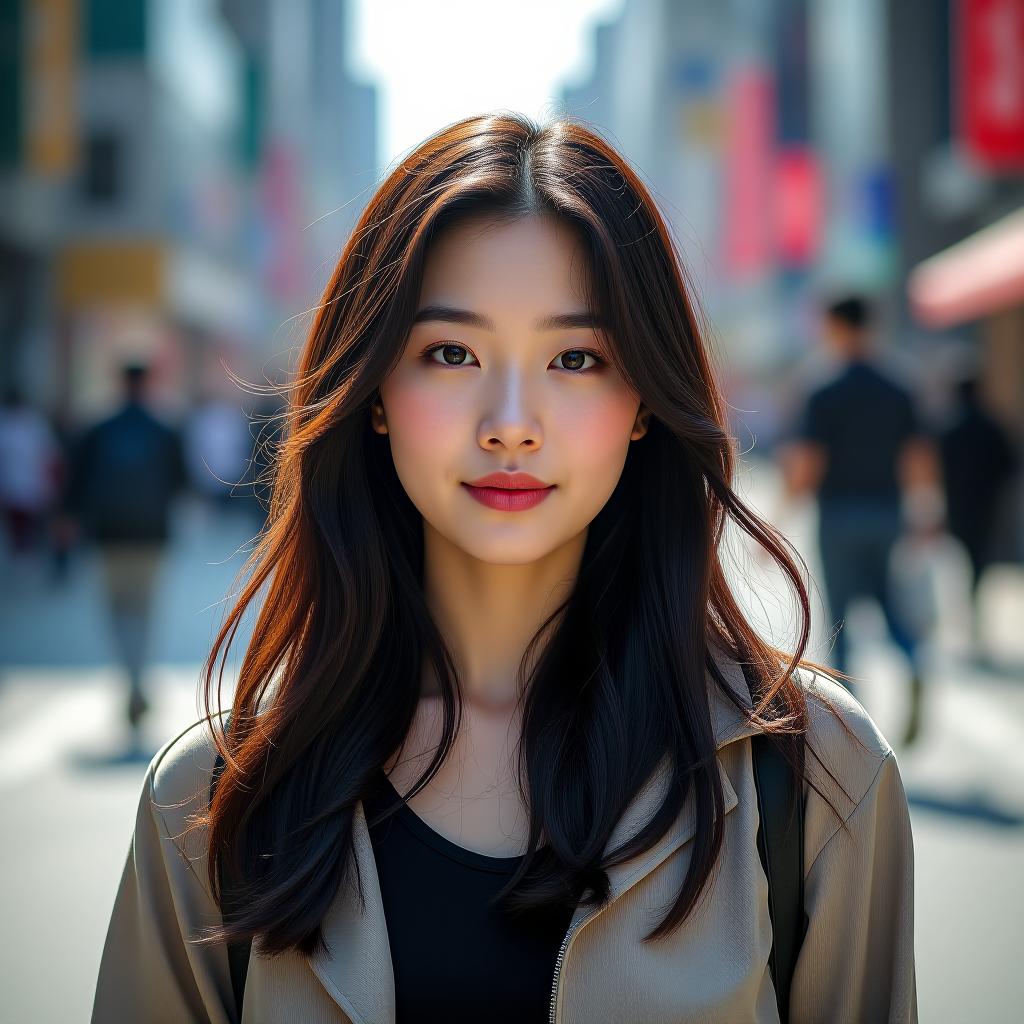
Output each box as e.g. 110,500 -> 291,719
724,68 -> 775,277
774,147 -> 823,268
958,0 -> 1024,169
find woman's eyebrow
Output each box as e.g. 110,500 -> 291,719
412,304 -> 605,332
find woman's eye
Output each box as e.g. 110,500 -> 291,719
554,349 -> 603,372
424,343 -> 477,367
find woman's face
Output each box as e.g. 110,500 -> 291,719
373,214 -> 650,565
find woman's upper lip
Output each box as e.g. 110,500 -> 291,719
464,472 -> 554,490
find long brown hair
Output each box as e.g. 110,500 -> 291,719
189,111 -> 858,960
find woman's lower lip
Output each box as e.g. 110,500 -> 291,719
461,484 -> 555,511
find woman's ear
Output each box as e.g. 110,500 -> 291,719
630,404 -> 651,441
370,395 -> 389,435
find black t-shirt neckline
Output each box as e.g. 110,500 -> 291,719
372,769 -> 526,875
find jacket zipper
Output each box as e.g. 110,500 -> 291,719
547,840 -> 685,1021
548,908 -> 599,1023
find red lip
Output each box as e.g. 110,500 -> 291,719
461,483 -> 554,511
465,472 -> 553,489
461,471 -> 556,512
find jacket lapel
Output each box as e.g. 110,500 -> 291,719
574,649 -> 765,923
309,647 -> 765,1023
309,799 -> 396,1024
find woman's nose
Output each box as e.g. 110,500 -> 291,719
477,373 -> 543,450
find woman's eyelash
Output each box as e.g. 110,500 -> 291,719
421,342 -> 606,372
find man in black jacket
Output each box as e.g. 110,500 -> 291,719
780,296 -> 939,746
60,362 -> 188,744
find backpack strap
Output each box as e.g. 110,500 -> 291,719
751,731 -> 809,1022
209,711 -> 252,1023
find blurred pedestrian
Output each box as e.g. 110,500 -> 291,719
938,373 -> 1018,657
779,295 -> 939,746
58,362 -> 188,747
0,386 -> 61,559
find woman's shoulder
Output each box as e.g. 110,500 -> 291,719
790,667 -> 902,842
796,667 -> 892,775
145,712 -> 228,824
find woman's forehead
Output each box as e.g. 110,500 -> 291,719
418,215 -> 594,312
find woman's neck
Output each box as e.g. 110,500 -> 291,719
420,519 -> 586,712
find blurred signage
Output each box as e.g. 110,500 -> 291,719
861,167 -> 895,241
958,0 -> 1024,169
26,0 -> 76,175
673,54 -> 726,147
671,54 -> 717,94
58,240 -> 165,308
262,140 -> 304,299
774,146 -> 823,267
724,67 -> 774,277
727,69 -> 828,276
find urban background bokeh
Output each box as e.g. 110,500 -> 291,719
0,1 -> 1022,1020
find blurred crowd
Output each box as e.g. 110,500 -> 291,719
0,359 -> 284,747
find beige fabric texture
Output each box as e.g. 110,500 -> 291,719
92,654 -> 917,1023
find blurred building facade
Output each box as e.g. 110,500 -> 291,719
559,0 -> 952,363
0,0 -> 379,422
562,0 -> 1024,556
893,0 -> 1024,460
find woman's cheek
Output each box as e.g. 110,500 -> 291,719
561,392 -> 638,469
386,379 -> 465,454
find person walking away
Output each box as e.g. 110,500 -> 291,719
58,362 -> 188,748
938,372 -> 1018,663
779,296 -> 939,746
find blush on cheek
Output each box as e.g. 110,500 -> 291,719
566,399 -> 637,454
387,385 -> 462,442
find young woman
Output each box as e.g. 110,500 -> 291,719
92,112 -> 916,1023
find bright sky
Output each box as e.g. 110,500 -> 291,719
350,0 -> 624,169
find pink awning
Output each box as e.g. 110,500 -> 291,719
908,207 -> 1024,328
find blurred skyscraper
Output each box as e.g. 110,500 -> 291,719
0,0 -> 379,424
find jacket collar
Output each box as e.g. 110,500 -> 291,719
309,645 -> 765,1024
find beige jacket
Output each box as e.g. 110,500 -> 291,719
92,657 -> 917,1023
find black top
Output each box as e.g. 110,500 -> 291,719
797,359 -> 922,509
363,770 -> 576,1023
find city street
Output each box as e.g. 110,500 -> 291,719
1,0 -> 1020,1020
2,468 -> 1023,1022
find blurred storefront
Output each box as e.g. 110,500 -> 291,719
909,208 -> 1024,435
900,0 -> 1024,559
1,0 -> 257,419
1,0 -> 379,424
